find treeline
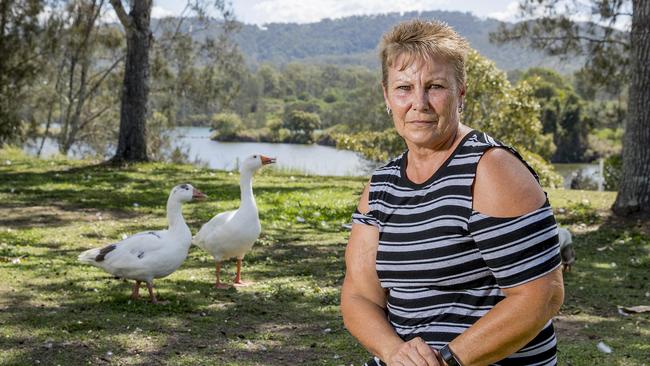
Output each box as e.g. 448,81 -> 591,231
209,53 -> 625,165
226,10 -> 583,73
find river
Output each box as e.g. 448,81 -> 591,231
23,127 -> 603,185
25,126 -> 376,177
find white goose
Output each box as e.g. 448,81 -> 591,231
193,154 -> 275,288
78,184 -> 207,303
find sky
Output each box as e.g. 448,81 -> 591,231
153,0 -> 522,25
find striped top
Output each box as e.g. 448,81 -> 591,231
353,131 -> 561,366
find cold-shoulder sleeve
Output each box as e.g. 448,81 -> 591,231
352,208 -> 379,228
468,202 -> 561,288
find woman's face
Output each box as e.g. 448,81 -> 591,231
383,54 -> 464,149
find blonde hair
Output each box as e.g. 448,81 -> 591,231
379,19 -> 470,89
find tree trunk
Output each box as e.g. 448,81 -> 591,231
111,0 -> 152,163
613,0 -> 650,216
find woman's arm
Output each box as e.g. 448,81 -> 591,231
448,148 -> 565,366
341,184 -> 441,365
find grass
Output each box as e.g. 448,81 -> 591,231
0,147 -> 648,366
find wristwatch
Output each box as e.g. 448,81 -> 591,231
439,344 -> 462,366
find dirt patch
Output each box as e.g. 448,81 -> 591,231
0,205 -> 135,228
553,315 -> 592,341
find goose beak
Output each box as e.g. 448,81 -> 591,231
261,155 -> 276,165
192,188 -> 207,200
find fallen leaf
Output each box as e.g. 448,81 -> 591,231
621,305 -> 650,314
597,341 -> 612,354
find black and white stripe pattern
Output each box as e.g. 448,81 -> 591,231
354,131 -> 561,366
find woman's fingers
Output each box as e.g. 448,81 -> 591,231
388,338 -> 441,366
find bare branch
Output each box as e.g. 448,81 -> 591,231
82,54 -> 125,100
532,34 -> 629,47
108,0 -> 131,29
79,105 -> 113,130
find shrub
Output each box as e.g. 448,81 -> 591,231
210,112 -> 244,140
604,154 -> 622,191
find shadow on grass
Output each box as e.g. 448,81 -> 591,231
553,214 -> 650,364
0,265 -> 352,365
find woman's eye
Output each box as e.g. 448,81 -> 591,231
396,85 -> 410,90
429,84 -> 443,90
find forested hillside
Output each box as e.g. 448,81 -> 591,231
156,10 -> 583,72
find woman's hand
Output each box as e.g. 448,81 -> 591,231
384,337 -> 443,366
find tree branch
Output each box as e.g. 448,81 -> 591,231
79,105 -> 113,130
532,34 -> 629,47
80,54 -> 124,101
108,0 -> 131,29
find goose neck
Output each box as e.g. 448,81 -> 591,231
166,198 -> 187,232
239,171 -> 256,207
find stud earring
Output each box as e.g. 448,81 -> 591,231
458,101 -> 464,113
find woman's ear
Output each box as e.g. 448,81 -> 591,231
382,83 -> 389,106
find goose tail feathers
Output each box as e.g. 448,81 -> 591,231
78,248 -> 101,264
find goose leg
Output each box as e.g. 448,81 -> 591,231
215,261 -> 230,289
233,258 -> 250,287
131,281 -> 141,299
146,281 -> 158,304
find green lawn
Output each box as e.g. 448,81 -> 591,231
0,148 -> 648,365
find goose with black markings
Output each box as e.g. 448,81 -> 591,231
78,183 -> 207,303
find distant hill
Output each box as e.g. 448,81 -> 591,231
155,10 -> 583,73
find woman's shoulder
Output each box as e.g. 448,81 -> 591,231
473,147 -> 546,217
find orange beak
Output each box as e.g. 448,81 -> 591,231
260,155 -> 276,165
192,188 -> 207,200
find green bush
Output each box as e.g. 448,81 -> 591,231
604,154 -> 622,191
210,112 -> 244,140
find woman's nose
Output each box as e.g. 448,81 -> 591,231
411,89 -> 430,112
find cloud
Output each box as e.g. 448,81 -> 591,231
98,5 -> 178,25
238,0 -> 453,25
487,1 -> 519,22
151,6 -> 175,19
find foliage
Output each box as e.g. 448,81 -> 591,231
587,127 -> 623,158
146,111 -> 175,161
604,154 -> 622,191
336,129 -> 406,162
0,0 -> 48,146
519,68 -> 591,163
464,51 -> 556,161
491,0 -> 650,217
490,0 -> 631,90
35,1 -> 124,156
517,149 -> 564,188
210,112 -> 244,140
229,10 -> 582,73
282,110 -> 321,144
152,11 -> 246,126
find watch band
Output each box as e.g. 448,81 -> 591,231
439,344 -> 462,366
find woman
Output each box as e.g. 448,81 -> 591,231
340,20 -> 564,366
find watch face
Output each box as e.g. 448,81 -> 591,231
440,345 -> 461,366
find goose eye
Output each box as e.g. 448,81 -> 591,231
253,155 -> 257,158
180,184 -> 188,190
